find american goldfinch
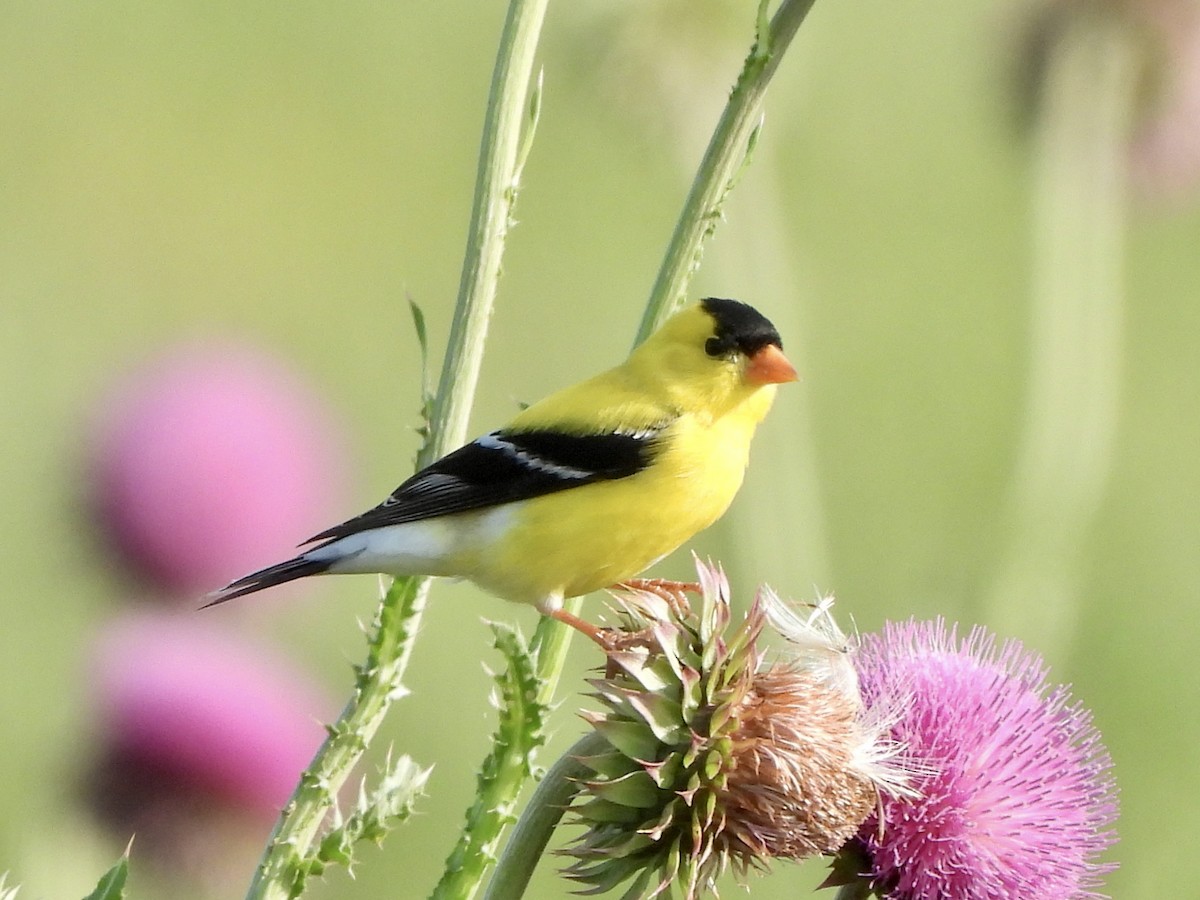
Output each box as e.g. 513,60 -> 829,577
206,298 -> 797,640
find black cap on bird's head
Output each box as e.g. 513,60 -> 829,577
700,297 -> 782,356
700,297 -> 797,385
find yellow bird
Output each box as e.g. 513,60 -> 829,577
206,298 -> 796,640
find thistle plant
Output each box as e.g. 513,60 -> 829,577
491,561 -> 915,899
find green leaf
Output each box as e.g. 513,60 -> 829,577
513,66 -> 543,187
640,750 -> 683,789
407,297 -> 436,444
607,649 -> 672,693
408,294 -> 429,359
309,752 -> 430,877
821,842 -> 879,895
592,717 -> 663,763
623,690 -> 685,744
576,749 -> 642,780
588,770 -> 663,809
573,796 -> 647,825
640,797 -> 685,841
82,853 -> 129,900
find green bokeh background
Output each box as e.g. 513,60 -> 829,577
3,1 -> 1197,896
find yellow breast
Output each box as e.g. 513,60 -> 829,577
468,388 -> 774,604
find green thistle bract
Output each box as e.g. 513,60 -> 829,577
564,561 -> 910,899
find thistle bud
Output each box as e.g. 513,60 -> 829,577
564,561 -> 913,898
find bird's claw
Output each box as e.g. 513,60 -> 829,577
614,578 -> 701,620
593,625 -> 659,654
590,625 -> 667,678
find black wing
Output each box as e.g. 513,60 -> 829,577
304,426 -> 666,544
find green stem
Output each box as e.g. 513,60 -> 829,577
516,0 -> 823,772
433,627 -> 547,900
429,0 -> 547,462
247,578 -> 428,900
244,0 -> 548,895
529,595 -> 583,707
636,0 -> 819,343
483,732 -> 607,900
983,6 -> 1140,658
514,0 -> 823,776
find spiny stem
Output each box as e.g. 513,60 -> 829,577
244,0 -> 549,895
636,0 -> 820,342
246,579 -> 426,900
433,626 -> 548,900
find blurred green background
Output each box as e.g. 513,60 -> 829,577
3,0 -> 1197,896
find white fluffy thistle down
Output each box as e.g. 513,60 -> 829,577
564,559 -> 917,899
760,587 -> 921,803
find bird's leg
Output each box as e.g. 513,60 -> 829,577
548,606 -> 611,649
547,607 -> 662,659
614,578 -> 701,620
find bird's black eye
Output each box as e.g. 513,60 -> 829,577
705,336 -> 729,358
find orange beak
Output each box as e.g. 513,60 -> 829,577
745,344 -> 799,385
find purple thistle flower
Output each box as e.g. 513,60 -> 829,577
848,619 -> 1117,900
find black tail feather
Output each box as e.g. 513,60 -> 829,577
202,555 -> 331,608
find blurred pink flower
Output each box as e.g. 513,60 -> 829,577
85,611 -> 334,875
88,340 -> 344,598
1128,0 -> 1200,202
847,620 -> 1117,900
90,611 -> 332,816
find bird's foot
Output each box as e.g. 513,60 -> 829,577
548,580 -> 702,654
547,606 -> 667,657
613,578 -> 701,620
